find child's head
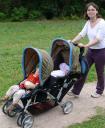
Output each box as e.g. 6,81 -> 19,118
59,63 -> 70,74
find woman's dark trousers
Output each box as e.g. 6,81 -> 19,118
72,48 -> 105,95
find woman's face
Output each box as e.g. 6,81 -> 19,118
87,5 -> 98,19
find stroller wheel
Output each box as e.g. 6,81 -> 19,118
8,103 -> 22,117
7,109 -> 17,117
17,112 -> 27,127
22,114 -> 34,128
2,100 -> 12,115
62,101 -> 73,114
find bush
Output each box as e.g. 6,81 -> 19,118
70,14 -> 80,20
11,7 -> 27,21
0,12 -> 6,20
28,10 -> 42,20
101,8 -> 105,18
43,8 -> 55,20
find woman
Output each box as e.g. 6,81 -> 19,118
68,2 -> 105,98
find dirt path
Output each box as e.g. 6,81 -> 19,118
0,82 -> 105,128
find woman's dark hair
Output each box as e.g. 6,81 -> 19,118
84,2 -> 102,20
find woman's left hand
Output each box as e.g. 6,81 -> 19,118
78,43 -> 85,48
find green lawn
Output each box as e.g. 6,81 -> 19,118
0,19 -> 96,97
68,114 -> 105,128
67,107 -> 105,128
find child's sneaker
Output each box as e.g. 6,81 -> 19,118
91,92 -> 102,98
7,104 -> 17,113
68,91 -> 79,98
0,96 -> 9,102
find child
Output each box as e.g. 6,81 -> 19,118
46,63 -> 70,90
51,63 -> 70,77
1,68 -> 40,112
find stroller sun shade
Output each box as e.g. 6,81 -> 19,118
51,38 -> 80,72
22,47 -> 54,85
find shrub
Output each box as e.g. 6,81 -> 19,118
101,8 -> 105,18
28,10 -> 42,20
11,7 -> 27,21
43,8 -> 55,20
70,14 -> 80,20
0,12 -> 6,20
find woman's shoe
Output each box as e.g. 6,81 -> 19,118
68,91 -> 79,98
91,92 -> 102,98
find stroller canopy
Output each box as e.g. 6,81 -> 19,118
51,38 -> 80,72
22,47 -> 54,85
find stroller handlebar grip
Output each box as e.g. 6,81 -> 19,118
70,41 -> 85,55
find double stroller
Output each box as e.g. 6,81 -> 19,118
2,38 -> 88,128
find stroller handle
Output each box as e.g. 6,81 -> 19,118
70,42 -> 85,56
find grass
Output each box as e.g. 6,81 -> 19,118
67,107 -> 105,128
68,114 -> 105,128
0,19 -> 96,97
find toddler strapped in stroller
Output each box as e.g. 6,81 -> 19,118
2,38 -> 88,128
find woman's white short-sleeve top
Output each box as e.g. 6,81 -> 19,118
79,19 -> 105,49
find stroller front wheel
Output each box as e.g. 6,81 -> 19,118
17,112 -> 27,127
22,114 -> 34,128
62,101 -> 73,114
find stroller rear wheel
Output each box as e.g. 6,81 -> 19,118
2,100 -> 12,115
22,114 -> 34,128
7,109 -> 17,117
62,101 -> 73,114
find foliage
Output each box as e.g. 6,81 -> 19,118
0,0 -> 105,20
28,10 -> 42,20
0,12 -> 6,20
101,8 -> 105,18
42,8 -> 55,20
11,6 -> 27,21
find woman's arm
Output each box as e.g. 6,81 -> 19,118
71,21 -> 88,44
85,38 -> 100,48
71,34 -> 83,43
78,38 -> 100,48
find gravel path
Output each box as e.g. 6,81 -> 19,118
0,82 -> 105,128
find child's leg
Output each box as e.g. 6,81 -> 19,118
13,89 -> 26,104
1,85 -> 19,101
25,81 -> 36,89
6,85 -> 19,97
7,89 -> 26,112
